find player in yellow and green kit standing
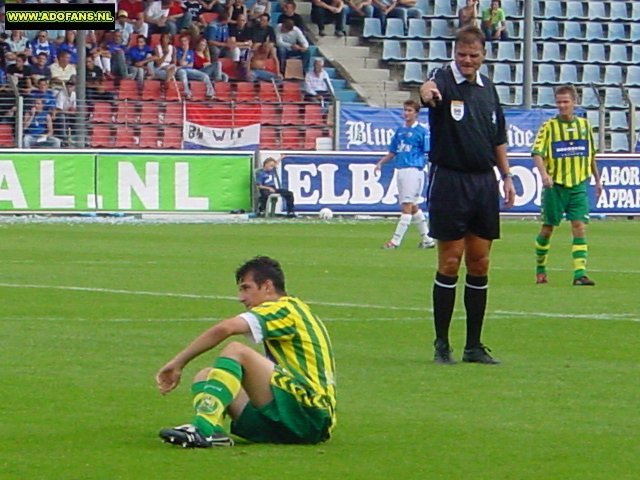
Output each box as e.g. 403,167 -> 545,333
155,256 -> 336,447
531,84 -> 603,286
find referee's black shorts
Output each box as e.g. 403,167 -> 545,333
427,166 -> 501,241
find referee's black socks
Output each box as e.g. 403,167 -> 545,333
433,272 -> 458,344
464,274 -> 488,349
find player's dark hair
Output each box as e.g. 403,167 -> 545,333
455,25 -> 485,49
236,256 -> 286,293
554,84 -> 578,102
403,99 -> 420,112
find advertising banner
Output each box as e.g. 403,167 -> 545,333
280,153 -> 640,215
97,154 -> 252,212
0,153 -> 96,211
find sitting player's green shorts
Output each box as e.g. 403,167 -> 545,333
541,180 -> 590,226
230,366 -> 334,444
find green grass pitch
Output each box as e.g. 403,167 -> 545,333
1,218 -> 638,479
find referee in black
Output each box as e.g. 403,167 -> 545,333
420,25 -> 516,364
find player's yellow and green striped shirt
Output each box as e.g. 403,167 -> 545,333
531,115 -> 596,187
245,296 -> 337,419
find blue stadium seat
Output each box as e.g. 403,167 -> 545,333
603,66 -> 624,86
501,0 -> 523,19
564,43 -> 585,63
382,39 -> 404,61
429,19 -> 452,39
479,63 -> 490,78
586,44 -> 606,63
496,42 -> 520,62
564,22 -> 585,41
415,0 -> 429,17
628,88 -> 640,105
483,40 -> 495,60
566,1 -> 586,20
610,2 -> 629,21
539,20 -> 561,40
610,133 -> 630,152
585,22 -> 605,41
609,45 -> 630,64
540,42 -> 562,62
536,64 -> 558,85
513,64 -> 523,84
630,23 -> 640,42
542,1 -> 564,20
633,3 -> 640,21
493,64 -> 513,84
402,62 -> 424,84
608,111 -> 628,131
433,1 -> 454,18
384,18 -> 407,39
634,46 -> 640,63
495,85 -> 512,105
363,17 -> 383,39
581,65 -> 603,85
580,87 -> 601,108
407,18 -> 428,39
586,2 -> 605,20
510,20 -> 524,40
428,40 -> 450,61
426,62 -> 444,79
586,109 -> 600,129
559,64 -> 579,84
536,86 -> 556,107
405,40 -> 427,61
607,23 -> 627,42
626,66 -> 640,87
604,87 -> 625,108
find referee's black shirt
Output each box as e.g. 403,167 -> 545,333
424,63 -> 507,173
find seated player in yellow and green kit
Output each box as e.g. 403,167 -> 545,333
531,84 -> 603,286
155,256 -> 337,447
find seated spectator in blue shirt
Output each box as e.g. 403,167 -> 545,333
30,52 -> 52,83
127,35 -> 154,84
23,98 -> 61,149
30,78 -> 57,113
205,12 -> 232,60
105,30 -> 130,79
255,157 -> 296,217
29,31 -> 57,65
176,34 -> 215,99
57,31 -> 79,64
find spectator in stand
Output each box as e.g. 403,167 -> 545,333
115,10 -> 135,46
30,78 -> 57,113
200,0 -> 226,17
0,35 -> 10,74
176,34 -> 215,99
105,30 -> 130,79
23,98 -> 61,149
30,52 -> 52,83
229,13 -> 253,63
193,37 -> 227,81
168,0 -> 189,33
277,1 -> 306,32
50,51 -> 77,89
57,30 -> 79,65
248,0 -> 271,26
227,0 -> 247,25
482,0 -> 509,41
118,0 -> 149,37
458,0 -> 479,28
311,0 -> 347,37
6,30 -> 31,63
251,13 -> 277,49
29,31 -> 56,65
7,54 -> 33,96
127,35 -> 155,84
205,12 -> 232,60
275,18 -> 310,74
148,32 -> 178,83
54,77 -> 77,145
373,0 -> 419,33
145,0 -> 173,35
182,0 -> 204,36
394,0 -> 422,30
343,0 -> 374,26
85,54 -> 115,102
303,57 -> 333,102
248,41 -> 281,81
86,30 -> 114,80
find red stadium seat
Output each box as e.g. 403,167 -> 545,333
235,82 -> 256,102
260,127 -> 280,149
163,103 -> 183,125
304,128 -> 326,150
115,127 -> 137,148
142,80 -> 163,101
139,126 -> 159,148
91,101 -> 114,123
303,103 -> 325,126
260,103 -> 281,125
189,81 -> 209,101
165,81 -> 185,102
140,102 -> 160,124
90,125 -> 114,148
200,12 -> 219,25
149,33 -> 162,49
281,104 -> 303,125
282,82 -> 303,102
0,123 -> 15,147
115,101 -> 140,124
214,81 -> 232,101
162,127 -> 183,149
118,79 -> 140,100
280,127 -> 303,149
259,81 -> 279,102
234,103 -> 261,126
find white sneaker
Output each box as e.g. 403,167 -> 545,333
419,237 -> 435,249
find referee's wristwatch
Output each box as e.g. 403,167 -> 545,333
501,172 -> 514,180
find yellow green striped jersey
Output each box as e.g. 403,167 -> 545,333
531,115 -> 596,187
248,296 -> 337,413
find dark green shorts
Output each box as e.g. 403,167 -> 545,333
541,181 -> 590,226
230,368 -> 334,444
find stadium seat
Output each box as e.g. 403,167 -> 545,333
165,81 -> 184,102
634,46 -> 640,63
428,41 -> 449,61
384,18 -> 407,39
496,86 -> 514,106
536,64 -> 557,85
407,18 -> 428,39
603,66 -> 624,86
139,102 -> 160,124
363,17 -> 383,40
586,109 -> 600,129
539,42 -> 562,62
281,104 -> 302,125
282,82 -> 302,102
535,86 -> 556,107
607,23 -> 627,42
501,0 -> 522,19
584,22 -> 604,41
402,62 -> 423,84
631,24 -> 640,42
608,111 -> 628,131
260,103 -> 281,125
429,19 -> 451,39
509,20 -> 523,40
580,87 -> 601,108
115,127 -> 137,148
565,1 -> 586,20
162,102 -> 183,125
149,33 -> 162,49
539,20 -> 561,40
604,87 -> 625,108
493,64 -> 513,84
280,128 -> 303,149
138,126 -> 159,148
118,79 -> 140,101
304,128 -> 325,150
633,3 -> 640,21
496,42 -> 520,62
236,82 -> 257,102
609,44 -> 630,64
115,101 -> 139,124
564,22 -> 585,41
628,88 -> 640,105
414,0 -> 428,16
610,2 -> 629,21
161,127 -> 183,149
382,40 -> 404,61
260,126 -> 279,149
610,133 -> 629,152
234,103 -> 261,126
0,123 -> 15,147
564,43 -> 585,63
190,82 -> 209,102
92,101 -> 113,123
405,41 -> 427,61
432,1 -> 454,18
586,44 -> 606,64
581,65 -> 602,85
586,2 -> 606,20
128,32 -> 140,48
304,103 -> 325,126
542,1 -> 563,20
559,64 -> 579,84
142,80 -> 163,101
212,81 -> 231,101
625,66 -> 640,87
259,81 -> 280,102
90,125 -> 114,148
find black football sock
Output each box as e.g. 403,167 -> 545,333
464,274 -> 488,349
433,272 -> 458,344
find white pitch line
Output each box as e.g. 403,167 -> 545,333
0,282 -> 637,323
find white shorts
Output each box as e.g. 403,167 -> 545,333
396,167 -> 425,204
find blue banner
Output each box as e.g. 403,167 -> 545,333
280,153 -> 640,215
339,104 -> 557,153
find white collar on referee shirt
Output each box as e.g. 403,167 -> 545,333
450,60 -> 485,86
